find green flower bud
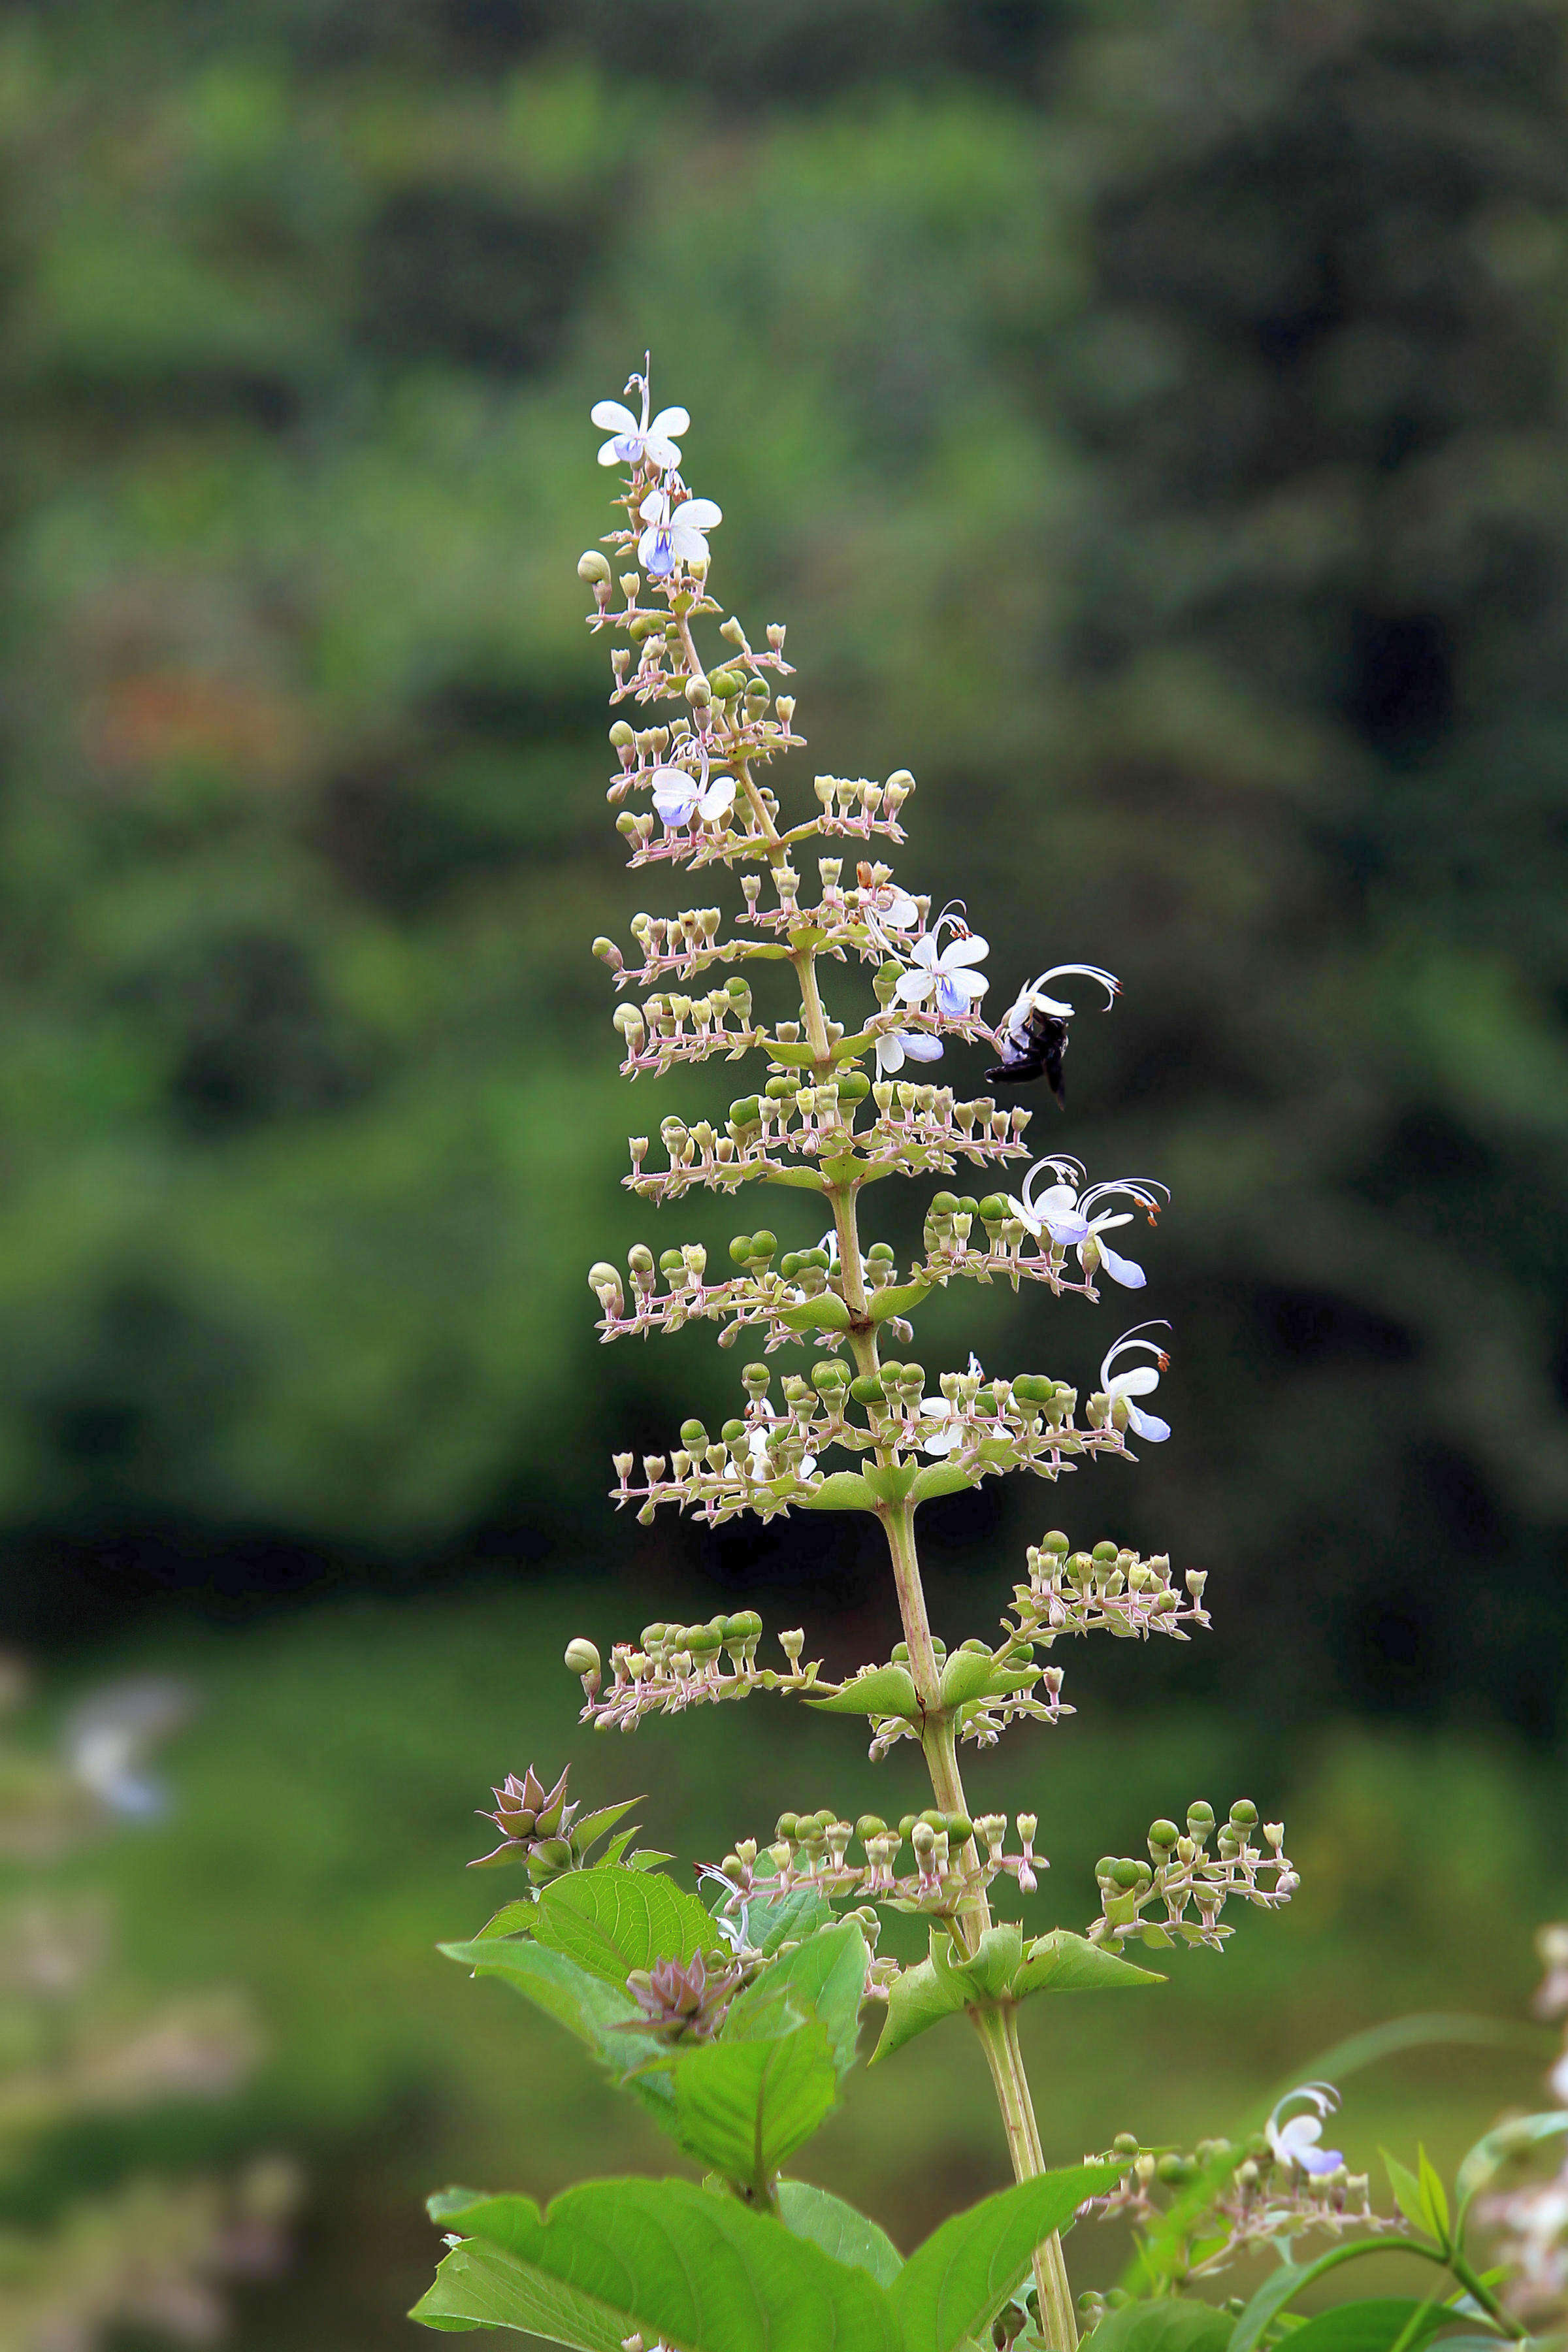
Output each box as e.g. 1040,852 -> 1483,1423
836,1068 -> 870,1102
720,1419 -> 746,1445
564,1638 -> 600,1677
855,1814 -> 887,1844
1092,1540 -> 1118,1563
1148,1820 -> 1180,1849
1042,1530 -> 1070,1553
685,677 -> 712,708
578,551 -> 612,585
728,1235 -> 753,1265
1228,1798 -> 1258,1826
749,1230 -> 776,1262
628,1244 -> 654,1275
930,1191 -> 960,1217
709,668 -> 743,700
679,1418 -> 708,1448
609,720 -> 635,749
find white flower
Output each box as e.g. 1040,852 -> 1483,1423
1266,2083 -> 1344,2177
591,361 -> 688,472
860,880 -> 921,953
1006,1154 -> 1092,1247
1074,1178 -> 1169,1288
649,747 -> 736,832
874,1027 -> 943,1077
65,1678 -> 192,1819
921,1353 -> 985,1457
638,487 -> 721,579
996,962 -> 1120,1038
896,906 -> 990,1020
1101,1321 -> 1172,1443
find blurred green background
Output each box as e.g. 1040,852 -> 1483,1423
3,0 -> 1567,2341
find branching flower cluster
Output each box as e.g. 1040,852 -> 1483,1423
415,359 -> 1310,2352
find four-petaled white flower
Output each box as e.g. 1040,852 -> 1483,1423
649,746 -> 736,834
875,1026 -> 943,1077
921,1354 -> 985,1458
1100,1322 -> 1172,1443
638,487 -> 722,579
591,362 -> 689,472
1266,2083 -> 1344,2177
897,907 -> 989,1020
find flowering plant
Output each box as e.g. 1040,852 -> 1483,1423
410,366 -> 1557,2352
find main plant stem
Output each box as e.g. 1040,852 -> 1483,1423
828,1166 -> 1078,2352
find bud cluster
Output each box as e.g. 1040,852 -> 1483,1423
1085,1798 -> 1296,1953
1004,1533 -> 1211,1648
1077,2127 -> 1394,2287
704,1801 -> 1046,1930
468,1763 -> 651,1879
608,1365 -> 1130,1528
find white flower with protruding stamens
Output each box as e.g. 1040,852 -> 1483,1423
649,746 -> 736,833
1266,2083 -> 1344,2176
638,487 -> 722,579
897,907 -> 990,1020
1073,1178 -> 1169,1288
874,1027 -> 943,1077
996,962 -> 1120,1037
921,1354 -> 984,1458
591,361 -> 689,472
1101,1322 -> 1172,1443
1006,1154 -> 1091,1247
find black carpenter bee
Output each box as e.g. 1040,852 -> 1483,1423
985,965 -> 1121,1105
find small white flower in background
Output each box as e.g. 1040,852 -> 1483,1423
1075,1177 -> 1170,1288
697,1865 -> 751,1953
1101,1321 -> 1173,1443
649,746 -> 736,832
921,1354 -> 985,1457
861,880 -> 921,952
1007,1154 -> 1092,1247
1266,2083 -> 1345,2176
996,962 -> 1120,1037
896,906 -> 990,1020
591,359 -> 689,472
638,487 -> 722,579
874,1026 -> 943,1077
65,1678 -> 193,1819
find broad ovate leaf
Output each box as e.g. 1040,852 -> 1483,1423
413,2177 -> 900,2349
892,2164 -> 1119,2352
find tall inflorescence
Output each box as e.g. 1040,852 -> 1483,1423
572,360 -> 1296,2348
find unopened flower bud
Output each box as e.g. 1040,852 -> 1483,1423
578,550 -> 612,585
778,1629 -> 804,1663
564,1637 -> 601,1681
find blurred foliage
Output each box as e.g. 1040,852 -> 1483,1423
0,0 -> 1560,1731
87,1591 -> 1565,2350
0,1661 -> 293,2347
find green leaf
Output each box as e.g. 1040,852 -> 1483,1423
956,1923 -> 1023,2002
728,1921 -> 868,2076
1454,2110 -> 1568,2210
861,1461 -> 920,1505
1284,2301 -> 1454,2352
776,2181 -> 903,2289
938,1650 -> 1004,1709
669,2017 -> 840,2191
780,1294 -> 852,1333
1382,2151 -> 1435,2240
1417,2148 -> 1451,2244
413,2177 -> 901,2349
869,1953 -> 966,2063
569,1797 -> 644,1857
868,1279 -> 932,1324
910,1461 -> 978,1506
1011,1931 -> 1166,1999
732,1883 -> 836,1956
806,1664 -> 921,1719
1229,2262 -> 1311,2352
436,1940 -> 674,2116
892,2164 -> 1119,2352
530,1867 -> 723,1985
1086,2298 -> 1233,2352
474,1899 -> 535,1942
798,1471 -> 880,1513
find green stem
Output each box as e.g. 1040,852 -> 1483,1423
1258,2234 -> 1525,2344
